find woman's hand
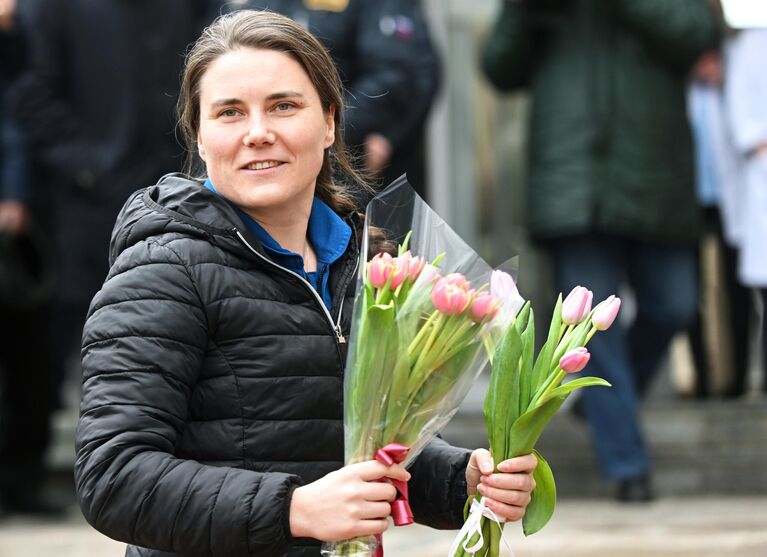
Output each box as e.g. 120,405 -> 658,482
289,460 -> 410,541
466,448 -> 537,522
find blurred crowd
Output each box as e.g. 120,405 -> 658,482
0,0 -> 764,520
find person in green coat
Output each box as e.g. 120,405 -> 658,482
482,0 -> 718,501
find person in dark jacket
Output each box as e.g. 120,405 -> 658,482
7,0 -> 207,403
0,0 -> 61,516
481,0 -> 719,501
210,0 -> 440,196
75,11 -> 536,557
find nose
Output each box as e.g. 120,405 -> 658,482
243,115 -> 275,146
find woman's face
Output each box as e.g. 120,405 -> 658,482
197,47 -> 335,221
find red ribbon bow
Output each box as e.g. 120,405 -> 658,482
373,443 -> 413,557
374,442 -> 413,526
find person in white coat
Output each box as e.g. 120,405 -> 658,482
724,28 -> 767,392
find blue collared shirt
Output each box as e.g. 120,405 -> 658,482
205,179 -> 351,313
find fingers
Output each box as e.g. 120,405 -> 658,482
482,496 -> 528,523
356,501 -> 392,520
469,448 -> 495,475
480,470 -> 536,493
467,448 -> 495,496
477,478 -> 533,508
354,460 -> 411,483
358,481 -> 398,503
496,454 -> 538,474
353,518 -> 390,538
474,454 -> 537,523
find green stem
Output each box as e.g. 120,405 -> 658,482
410,312 -> 447,380
374,282 -> 391,305
585,324 -> 598,344
529,368 -> 565,410
407,309 -> 440,355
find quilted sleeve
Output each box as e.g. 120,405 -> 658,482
407,437 -> 471,529
75,238 -> 300,557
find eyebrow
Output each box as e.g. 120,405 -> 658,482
209,91 -> 306,108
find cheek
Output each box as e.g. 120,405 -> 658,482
295,128 -> 330,169
199,127 -> 238,164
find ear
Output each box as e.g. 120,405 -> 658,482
324,105 -> 336,149
197,130 -> 207,162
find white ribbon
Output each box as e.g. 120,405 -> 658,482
447,497 -> 516,557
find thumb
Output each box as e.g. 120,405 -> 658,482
470,448 -> 495,475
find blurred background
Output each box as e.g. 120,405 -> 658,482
1,0 -> 766,555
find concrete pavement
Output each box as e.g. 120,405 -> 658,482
1,496 -> 765,557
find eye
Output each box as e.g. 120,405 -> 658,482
218,108 -> 242,118
273,101 -> 297,113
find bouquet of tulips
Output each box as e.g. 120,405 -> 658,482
449,285 -> 621,557
321,179 -> 525,557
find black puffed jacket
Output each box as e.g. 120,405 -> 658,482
75,174 -> 470,557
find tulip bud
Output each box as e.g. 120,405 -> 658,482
490,270 -> 519,300
432,278 -> 471,315
592,295 -> 621,331
469,292 -> 498,322
417,264 -> 440,285
368,252 -> 393,288
390,252 -> 410,289
559,347 -> 590,373
443,273 -> 470,290
581,290 -> 593,321
407,256 -> 426,282
562,286 -> 592,325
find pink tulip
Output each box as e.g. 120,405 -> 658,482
407,256 -> 426,282
582,289 -> 594,321
470,292 -> 498,322
390,252 -> 410,289
559,347 -> 590,373
592,295 -> 621,331
490,270 -> 519,301
432,278 -> 471,315
368,252 -> 393,288
443,273 -> 470,290
562,286 -> 592,325
417,264 -> 440,285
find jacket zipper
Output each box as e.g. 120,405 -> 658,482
234,228 -> 348,344
333,252 -> 359,340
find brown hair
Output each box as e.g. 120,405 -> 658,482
177,9 -> 371,215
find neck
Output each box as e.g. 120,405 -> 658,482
246,200 -> 317,272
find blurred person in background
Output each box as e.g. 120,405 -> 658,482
0,0 -> 60,516
7,0 -> 207,407
724,27 -> 767,395
211,0 -> 440,198
481,0 -> 718,501
686,45 -> 751,398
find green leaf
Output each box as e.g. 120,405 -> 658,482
398,230 -> 413,255
530,295 -> 562,393
514,302 -> 531,335
518,308 -> 535,416
523,450 -> 556,536
537,376 -> 611,407
485,314 -> 525,460
509,395 -> 566,457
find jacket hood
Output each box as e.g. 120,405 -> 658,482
109,173 -> 247,264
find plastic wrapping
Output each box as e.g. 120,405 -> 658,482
322,177 -> 524,557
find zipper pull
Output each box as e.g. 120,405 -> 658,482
335,325 -> 346,344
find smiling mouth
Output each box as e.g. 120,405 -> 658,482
244,161 -> 283,170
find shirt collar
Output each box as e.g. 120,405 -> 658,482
204,178 -> 351,268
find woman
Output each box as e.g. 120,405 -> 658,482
75,11 -> 536,557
